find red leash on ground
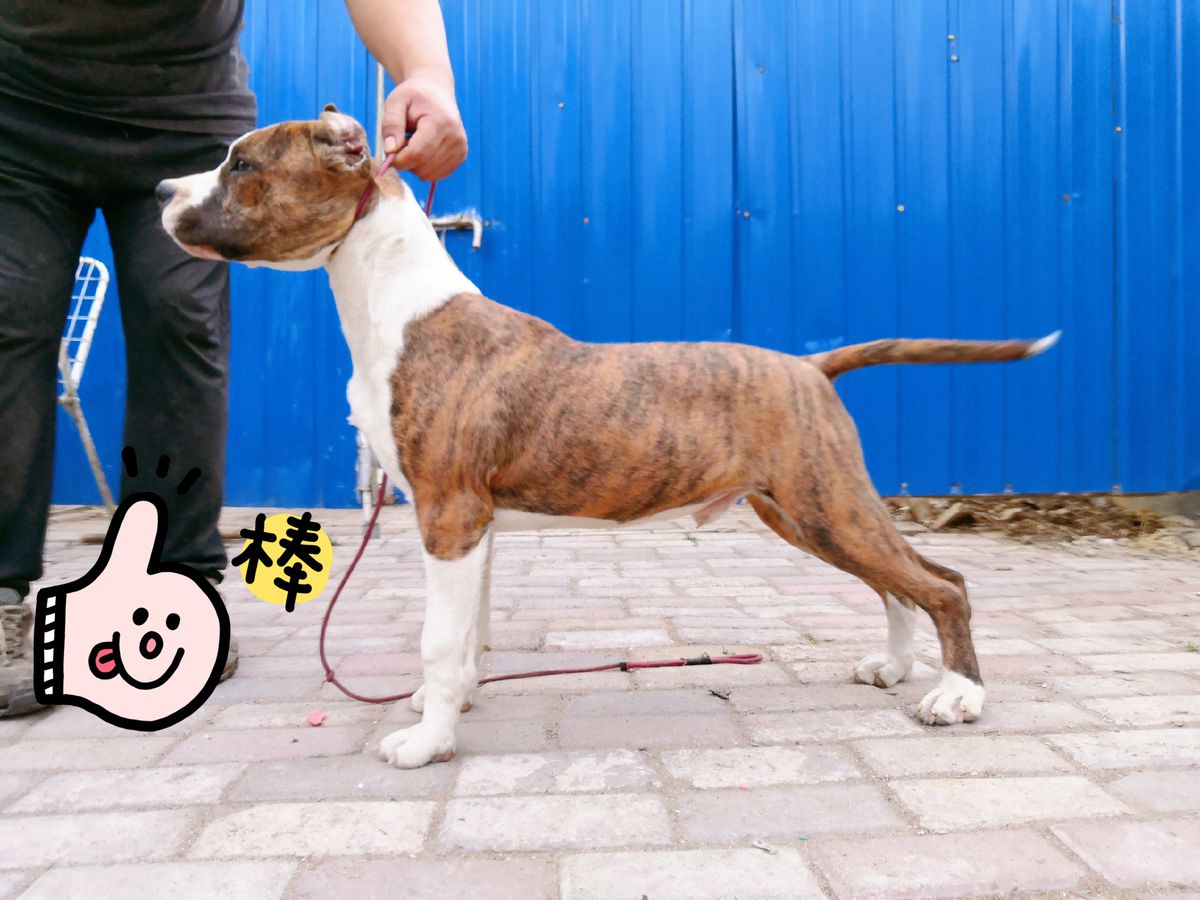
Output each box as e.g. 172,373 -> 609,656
318,158 -> 762,705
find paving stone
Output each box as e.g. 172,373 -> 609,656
0,809 -> 198,868
1047,728 -> 1200,770
1048,671 -> 1200,697
677,783 -> 902,842
294,858 -> 553,900
1053,619 -> 1173,637
544,628 -> 672,649
454,749 -> 659,795
439,793 -> 671,851
9,763 -> 245,813
190,801 -> 435,857
0,872 -> 29,898
855,734 -> 1073,777
20,861 -> 296,900
481,671 -> 634,694
631,661 -> 792,689
159,726 -> 366,764
1109,769 -> 1200,813
661,744 -> 860,788
976,654 -> 1090,677
1082,652 -> 1200,672
746,708 -> 924,743
727,684 -> 897,713
810,829 -> 1086,898
1037,636 -> 1176,654
0,773 -> 42,809
964,700 -> 1105,732
1082,693 -> 1200,726
228,753 -> 453,801
1052,819 -> 1200,889
208,675 -> 324,703
560,848 -> 822,900
20,704 -> 211,739
558,713 -> 742,750
208,701 -> 382,730
563,689 -> 729,717
0,736 -> 175,771
891,775 -> 1128,830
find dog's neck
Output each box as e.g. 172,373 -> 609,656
324,180 -> 477,368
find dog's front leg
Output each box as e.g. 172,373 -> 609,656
410,530 -> 493,714
380,525 -> 491,768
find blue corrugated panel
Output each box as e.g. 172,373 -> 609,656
52,0 -> 1198,507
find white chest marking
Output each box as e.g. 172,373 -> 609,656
324,183 -> 476,499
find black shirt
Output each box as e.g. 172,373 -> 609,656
0,0 -> 256,135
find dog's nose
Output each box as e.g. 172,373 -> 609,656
154,180 -> 176,206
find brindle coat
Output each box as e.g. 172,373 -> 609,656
395,294 -> 1042,685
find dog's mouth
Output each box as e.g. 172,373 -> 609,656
89,632 -> 185,690
176,241 -> 224,261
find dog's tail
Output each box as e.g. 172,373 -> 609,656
806,331 -> 1060,380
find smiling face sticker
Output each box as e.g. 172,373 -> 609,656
34,494 -> 230,731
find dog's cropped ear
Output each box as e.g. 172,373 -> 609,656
315,106 -> 370,170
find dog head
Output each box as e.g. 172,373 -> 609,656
158,105 -> 373,269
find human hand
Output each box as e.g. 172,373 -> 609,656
382,72 -> 467,182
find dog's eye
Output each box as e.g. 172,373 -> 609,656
231,158 -> 253,173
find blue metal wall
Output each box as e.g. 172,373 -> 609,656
54,0 -> 1199,507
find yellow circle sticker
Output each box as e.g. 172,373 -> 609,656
234,512 -> 333,611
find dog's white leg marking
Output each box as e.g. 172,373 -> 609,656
853,594 -> 917,688
410,530 -> 493,715
382,532 -> 490,768
918,669 -> 986,725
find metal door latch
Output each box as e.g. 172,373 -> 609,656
430,212 -> 484,249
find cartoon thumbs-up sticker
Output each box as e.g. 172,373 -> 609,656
33,493 -> 230,730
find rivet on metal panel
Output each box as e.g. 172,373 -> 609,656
1062,193 -> 1071,203
1114,125 -> 1122,133
950,54 -> 959,62
757,66 -> 765,74
557,101 -> 565,109
947,33 -> 956,40
582,216 -> 590,224
742,210 -> 751,219
896,203 -> 906,213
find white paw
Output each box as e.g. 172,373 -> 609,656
379,723 -> 456,768
854,652 -> 913,688
409,685 -> 473,714
918,671 -> 986,725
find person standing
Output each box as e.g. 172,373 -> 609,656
0,0 -> 468,716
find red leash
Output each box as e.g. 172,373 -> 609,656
318,159 -> 762,705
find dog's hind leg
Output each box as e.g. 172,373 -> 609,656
748,488 -> 984,725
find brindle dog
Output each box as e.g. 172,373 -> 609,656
159,107 -> 1058,768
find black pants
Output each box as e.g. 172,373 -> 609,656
0,93 -> 237,596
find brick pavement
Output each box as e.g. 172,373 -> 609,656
1,502 -> 1198,898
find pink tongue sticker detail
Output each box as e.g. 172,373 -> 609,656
93,647 -> 116,674
145,637 -> 158,654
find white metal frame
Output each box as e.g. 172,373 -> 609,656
57,257 -> 115,512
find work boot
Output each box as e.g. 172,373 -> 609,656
221,634 -> 239,682
1,588 -> 41,717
